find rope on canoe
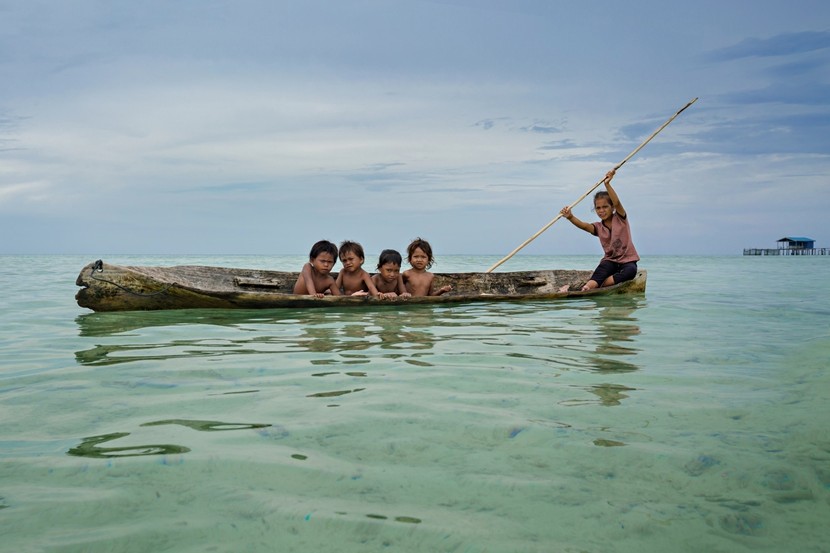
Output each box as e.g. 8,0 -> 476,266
88,259 -> 172,297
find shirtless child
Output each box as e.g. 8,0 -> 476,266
335,240 -> 379,296
371,249 -> 412,300
403,237 -> 452,297
293,240 -> 342,298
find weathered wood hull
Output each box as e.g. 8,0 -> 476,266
75,260 -> 647,312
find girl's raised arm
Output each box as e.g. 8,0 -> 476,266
603,170 -> 626,218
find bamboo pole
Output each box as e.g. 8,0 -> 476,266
485,97 -> 698,273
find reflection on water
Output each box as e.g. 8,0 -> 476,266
67,419 -> 272,458
296,308 -> 435,356
67,432 -> 191,459
74,309 -> 267,337
592,297 -> 643,360
589,383 -> 636,406
74,307 -> 439,366
141,419 -> 271,432
516,296 -> 643,409
73,298 -> 645,411
586,354 -> 639,374
583,297 -> 643,405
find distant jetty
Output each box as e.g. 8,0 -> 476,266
744,236 -> 828,256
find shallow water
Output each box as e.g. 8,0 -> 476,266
1,254 -> 828,552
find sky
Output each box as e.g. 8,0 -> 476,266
1,0 -> 829,259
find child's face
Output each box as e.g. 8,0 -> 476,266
339,251 -> 364,273
409,247 -> 429,271
377,262 -> 401,283
594,198 -> 614,221
310,252 -> 335,275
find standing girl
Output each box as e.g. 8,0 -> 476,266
560,169 -> 639,292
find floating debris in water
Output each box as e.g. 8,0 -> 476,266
362,513 -> 422,524
307,388 -> 366,398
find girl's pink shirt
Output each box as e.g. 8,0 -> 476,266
592,213 -> 639,263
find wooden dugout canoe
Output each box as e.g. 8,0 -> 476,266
74,259 -> 647,312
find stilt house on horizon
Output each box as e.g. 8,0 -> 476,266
744,236 -> 828,256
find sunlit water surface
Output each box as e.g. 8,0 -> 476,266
1,254 -> 828,552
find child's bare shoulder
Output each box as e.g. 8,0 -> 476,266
412,271 -> 433,283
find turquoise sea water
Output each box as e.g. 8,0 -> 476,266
1,254 -> 828,552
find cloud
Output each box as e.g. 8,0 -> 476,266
0,181 -> 52,206
767,58 -> 829,78
538,139 -> 578,151
0,111 -> 26,131
706,30 -> 830,61
179,181 -> 274,194
476,117 -> 567,135
474,118 -> 504,130
2,1 -> 830,255
0,111 -> 27,152
520,121 -> 564,134
719,83 -> 830,106
689,112 -> 830,155
364,162 -> 407,171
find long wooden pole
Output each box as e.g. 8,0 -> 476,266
485,97 -> 698,273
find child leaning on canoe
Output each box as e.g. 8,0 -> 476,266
293,238 -> 452,299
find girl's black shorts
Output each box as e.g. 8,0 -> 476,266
589,260 -> 638,286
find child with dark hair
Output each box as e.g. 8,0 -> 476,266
293,240 -> 341,297
560,169 -> 639,291
403,237 -> 452,296
335,240 -> 379,296
371,249 -> 411,300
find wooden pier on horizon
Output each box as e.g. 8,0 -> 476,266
744,236 -> 828,256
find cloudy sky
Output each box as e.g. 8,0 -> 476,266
1,0 -> 829,258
